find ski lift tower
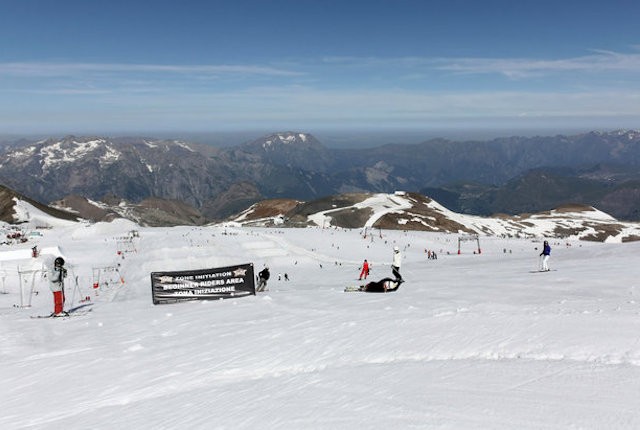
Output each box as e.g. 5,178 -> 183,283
458,234 -> 481,255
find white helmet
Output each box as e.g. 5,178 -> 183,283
393,246 -> 399,252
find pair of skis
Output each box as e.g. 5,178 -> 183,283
31,303 -> 94,319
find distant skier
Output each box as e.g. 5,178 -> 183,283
257,267 -> 270,292
391,246 -> 403,283
358,259 -> 370,280
48,256 -> 68,317
539,241 -> 551,271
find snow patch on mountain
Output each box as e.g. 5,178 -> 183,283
98,145 -> 121,166
262,132 -> 311,150
142,139 -> 193,152
36,138 -> 121,170
172,140 -> 195,152
4,145 -> 37,163
307,193 -> 413,228
613,129 -> 640,140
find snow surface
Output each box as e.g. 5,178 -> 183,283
11,198 -> 78,228
2,210 -> 640,429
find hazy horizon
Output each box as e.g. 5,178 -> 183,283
2,2 -> 640,140
0,124 -> 634,149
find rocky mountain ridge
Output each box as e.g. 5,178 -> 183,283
2,130 -> 640,222
228,192 -> 640,243
2,183 -> 638,242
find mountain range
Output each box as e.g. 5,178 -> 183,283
1,130 -> 640,224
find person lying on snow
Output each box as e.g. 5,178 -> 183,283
359,277 -> 403,293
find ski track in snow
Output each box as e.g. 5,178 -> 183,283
1,219 -> 640,429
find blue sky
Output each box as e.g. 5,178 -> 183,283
1,0 -> 640,138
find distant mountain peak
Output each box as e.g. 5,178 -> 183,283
140,138 -> 196,152
262,132 -> 315,150
585,129 -> 640,140
612,129 -> 640,140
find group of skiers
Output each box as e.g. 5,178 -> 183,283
255,246 -> 406,295
46,240 -> 552,313
353,240 -> 552,293
354,246 -> 404,293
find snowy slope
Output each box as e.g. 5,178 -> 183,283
11,198 -> 79,228
1,208 -> 640,428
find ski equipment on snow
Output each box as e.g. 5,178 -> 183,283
31,303 -> 94,319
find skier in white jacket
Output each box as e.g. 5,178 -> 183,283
391,246 -> 403,283
48,256 -> 68,317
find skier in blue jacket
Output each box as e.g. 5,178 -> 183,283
539,241 -> 551,271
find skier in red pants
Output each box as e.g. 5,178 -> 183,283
358,259 -> 370,280
49,257 -> 68,317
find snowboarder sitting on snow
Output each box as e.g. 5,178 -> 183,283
360,277 -> 402,293
391,246 -> 403,283
358,259 -> 370,280
539,241 -> 551,271
49,256 -> 68,317
257,266 -> 270,292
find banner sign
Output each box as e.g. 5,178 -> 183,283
151,263 -> 255,305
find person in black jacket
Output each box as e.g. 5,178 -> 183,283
48,256 -> 68,316
361,277 -> 402,293
257,267 -> 270,292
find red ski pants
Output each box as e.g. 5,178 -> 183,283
53,291 -> 65,314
